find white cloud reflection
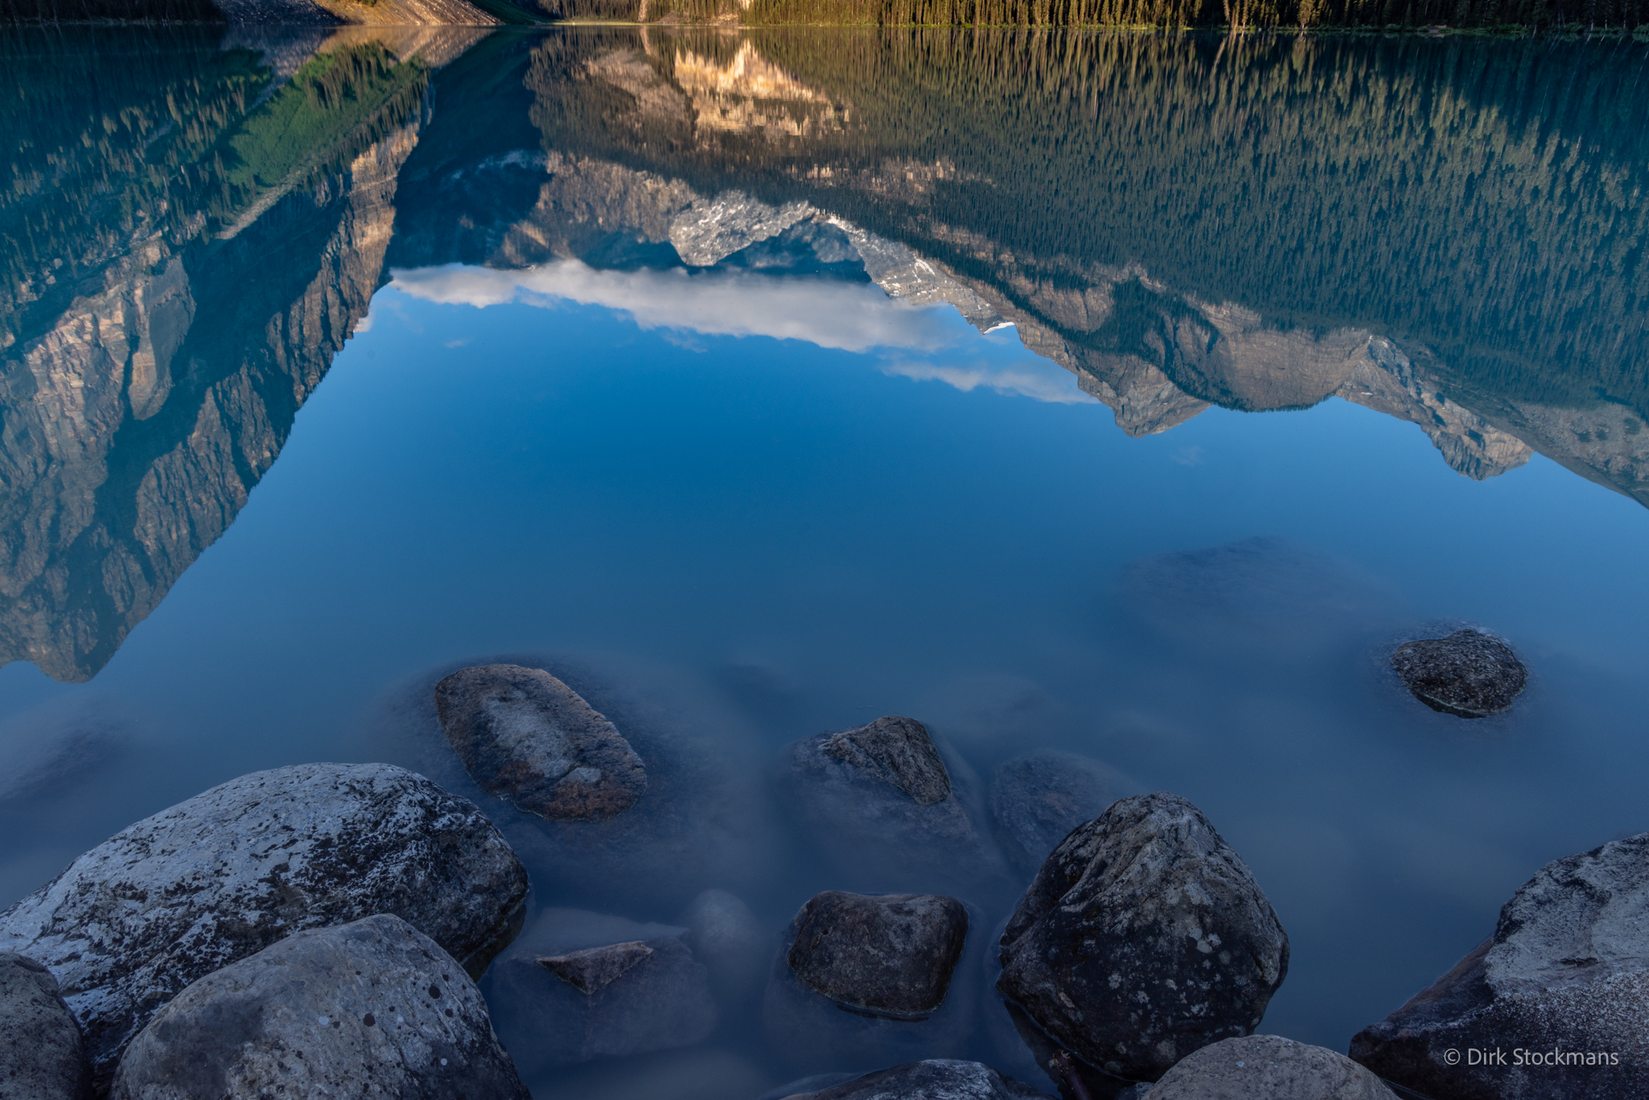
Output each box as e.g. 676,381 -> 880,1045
390,260 -> 1089,406
392,260 -> 955,354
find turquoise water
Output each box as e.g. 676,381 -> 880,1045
2,25 -> 1647,1097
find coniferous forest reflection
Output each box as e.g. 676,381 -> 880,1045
4,26 -> 1644,681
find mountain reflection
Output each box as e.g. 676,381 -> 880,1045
2,26 -> 1646,680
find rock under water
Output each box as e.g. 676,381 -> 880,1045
435,663 -> 648,820
0,763 -> 527,1084
989,750 -> 1137,874
998,792 -> 1289,1081
486,908 -> 718,1072
1390,628 -> 1527,717
782,715 -> 1002,888
774,1058 -> 1053,1099
784,891 -> 969,1020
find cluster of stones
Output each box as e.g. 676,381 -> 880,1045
8,637 -> 1639,1100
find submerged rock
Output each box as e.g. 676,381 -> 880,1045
1350,831 -> 1649,1099
786,891 -> 968,1020
0,763 -> 527,1083
110,915 -> 527,1100
989,750 -> 1137,873
435,663 -> 648,819
819,715 -> 952,805
1390,628 -> 1527,717
487,909 -> 717,1070
1120,537 -> 1398,659
681,888 -> 768,1000
1147,1035 -> 1395,1099
775,1059 -> 1052,1099
0,953 -> 89,1100
998,792 -> 1288,1081
783,716 -> 1000,886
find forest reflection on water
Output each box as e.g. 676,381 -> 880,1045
2,22 -> 1649,1100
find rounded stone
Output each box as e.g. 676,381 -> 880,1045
786,891 -> 969,1020
0,763 -> 527,1084
1147,1035 -> 1396,1099
0,952 -> 89,1100
997,792 -> 1288,1081
435,663 -> 648,819
1390,628 -> 1527,717
109,915 -> 528,1100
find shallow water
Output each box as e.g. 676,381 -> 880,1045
1,24 -> 1648,1098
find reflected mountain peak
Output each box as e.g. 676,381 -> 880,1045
3,26 -> 1648,680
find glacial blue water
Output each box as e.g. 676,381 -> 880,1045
1,25 -> 1647,1098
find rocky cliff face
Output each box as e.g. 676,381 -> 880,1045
0,40 -> 431,681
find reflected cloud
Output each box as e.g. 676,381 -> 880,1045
391,260 -> 957,353
882,358 -> 1089,404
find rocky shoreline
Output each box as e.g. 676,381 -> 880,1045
5,632 -> 1641,1100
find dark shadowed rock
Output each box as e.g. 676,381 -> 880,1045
783,716 -> 1002,887
821,716 -> 951,805
998,792 -> 1288,1081
776,1059 -> 1053,1099
0,953 -> 88,1100
786,891 -> 969,1020
1350,831 -> 1649,1099
435,663 -> 648,819
1390,628 -> 1527,717
109,915 -> 527,1100
989,751 -> 1138,873
487,909 -> 717,1071
1147,1035 -> 1395,1099
0,763 -> 527,1085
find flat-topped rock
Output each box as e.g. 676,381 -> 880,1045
786,891 -> 968,1020
1147,1035 -> 1396,1099
998,792 -> 1288,1081
110,915 -> 527,1100
1390,628 -> 1527,717
0,763 -> 527,1084
1351,831 -> 1649,1099
435,663 -> 647,819
0,953 -> 89,1100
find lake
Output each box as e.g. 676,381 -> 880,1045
1,24 -> 1647,1098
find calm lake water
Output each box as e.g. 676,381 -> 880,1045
2,24 -> 1648,1098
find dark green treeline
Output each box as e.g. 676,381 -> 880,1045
742,0 -> 1649,30
530,29 -> 1649,415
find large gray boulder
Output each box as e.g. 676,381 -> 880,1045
1147,1035 -> 1395,1099
109,915 -> 527,1100
0,763 -> 527,1083
785,891 -> 968,1020
487,908 -> 718,1071
998,792 -> 1288,1081
1351,831 -> 1649,1099
783,716 -> 1000,887
775,1059 -> 1051,1099
435,663 -> 648,819
989,750 -> 1137,873
0,953 -> 88,1099
1390,628 -> 1527,717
